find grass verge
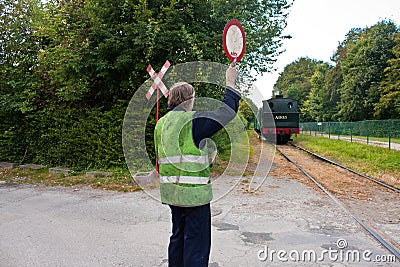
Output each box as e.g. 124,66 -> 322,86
0,167 -> 141,192
294,134 -> 400,185
1,131 -> 255,192
305,132 -> 400,144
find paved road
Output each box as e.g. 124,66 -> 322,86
1,175 -> 397,266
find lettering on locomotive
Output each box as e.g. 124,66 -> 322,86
275,115 -> 288,120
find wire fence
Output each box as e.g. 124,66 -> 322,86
300,120 -> 400,150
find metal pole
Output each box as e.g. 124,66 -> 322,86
328,121 -> 331,139
388,119 -> 392,150
315,122 -> 317,137
350,122 -> 353,142
321,123 -> 323,137
155,88 -> 160,175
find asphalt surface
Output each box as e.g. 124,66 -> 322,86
1,174 -> 397,267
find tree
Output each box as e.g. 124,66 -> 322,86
0,0 -> 295,168
239,97 -> 258,129
301,63 -> 332,122
273,57 -> 323,119
0,0 -> 43,161
214,0 -> 293,75
34,0 -> 92,105
374,32 -> 400,119
322,65 -> 342,121
0,0 -> 43,113
337,20 -> 398,121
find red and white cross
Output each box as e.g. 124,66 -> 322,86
146,60 -> 170,100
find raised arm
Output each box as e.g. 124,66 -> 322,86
192,64 -> 241,147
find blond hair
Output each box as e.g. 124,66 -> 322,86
168,82 -> 195,108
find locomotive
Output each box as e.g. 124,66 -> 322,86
254,95 -> 300,144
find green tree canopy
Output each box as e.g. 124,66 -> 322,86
0,0 -> 294,168
374,32 -> 400,119
275,20 -> 400,123
273,57 -> 323,120
301,63 -> 333,122
337,20 -> 398,121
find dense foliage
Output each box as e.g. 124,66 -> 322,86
0,0 -> 293,169
274,20 -> 400,122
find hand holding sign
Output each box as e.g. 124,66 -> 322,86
223,19 -> 246,63
226,62 -> 239,89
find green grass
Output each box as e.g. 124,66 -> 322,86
294,134 -> 400,175
0,167 -> 141,192
307,132 -> 400,143
351,135 -> 400,143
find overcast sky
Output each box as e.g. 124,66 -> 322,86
252,0 -> 400,106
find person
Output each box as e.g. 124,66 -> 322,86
154,63 -> 241,267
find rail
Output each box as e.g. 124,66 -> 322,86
290,143 -> 400,193
276,145 -> 400,260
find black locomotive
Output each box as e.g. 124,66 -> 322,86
254,95 -> 299,144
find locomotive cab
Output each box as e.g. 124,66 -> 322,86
255,95 -> 300,144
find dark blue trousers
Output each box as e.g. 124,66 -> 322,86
168,203 -> 211,267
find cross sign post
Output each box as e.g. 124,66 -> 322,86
146,60 -> 171,122
146,60 -> 170,175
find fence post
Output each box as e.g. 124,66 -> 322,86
314,122 -> 317,136
328,122 -> 331,139
317,122 -> 322,136
321,123 -> 323,137
350,122 -> 353,142
388,119 -> 392,150
366,120 -> 369,145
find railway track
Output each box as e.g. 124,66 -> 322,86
275,144 -> 400,261
290,143 -> 400,193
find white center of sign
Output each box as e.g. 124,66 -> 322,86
226,25 -> 243,58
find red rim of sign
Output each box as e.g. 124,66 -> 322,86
223,19 -> 246,62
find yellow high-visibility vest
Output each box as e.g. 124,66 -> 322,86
154,111 -> 212,207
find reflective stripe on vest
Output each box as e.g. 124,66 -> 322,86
158,155 -> 208,165
159,175 -> 209,184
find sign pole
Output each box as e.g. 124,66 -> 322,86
146,60 -> 170,176
156,86 -> 159,123
156,88 -> 159,174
